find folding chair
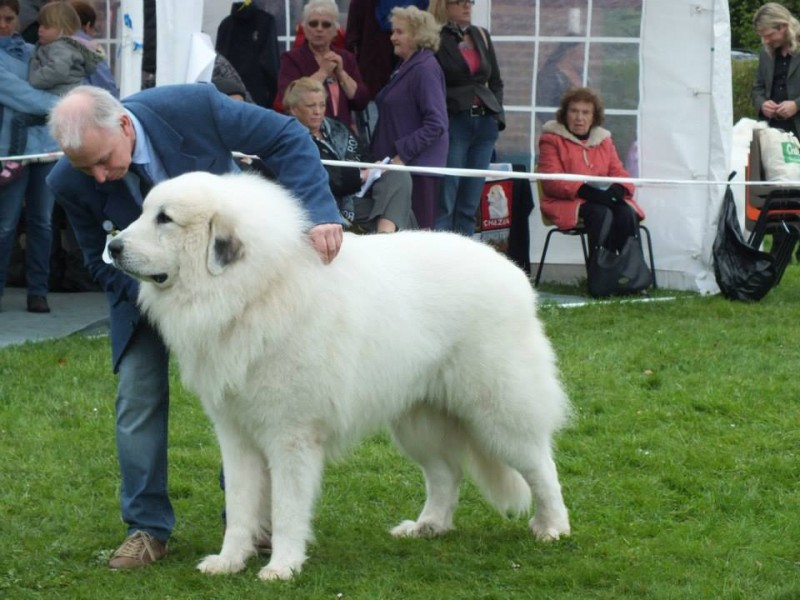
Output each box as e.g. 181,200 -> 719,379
747,189 -> 800,247
534,216 -> 657,289
745,128 -> 800,277
746,190 -> 800,284
533,218 -> 589,287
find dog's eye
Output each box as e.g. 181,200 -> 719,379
156,211 -> 172,225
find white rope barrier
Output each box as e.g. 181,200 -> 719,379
316,158 -> 800,189
2,149 -> 795,189
1,151 -> 63,163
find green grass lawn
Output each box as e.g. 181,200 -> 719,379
2,266 -> 800,599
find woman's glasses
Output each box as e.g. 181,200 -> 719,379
447,0 -> 475,5
307,20 -> 333,29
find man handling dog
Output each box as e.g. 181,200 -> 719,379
46,83 -> 344,569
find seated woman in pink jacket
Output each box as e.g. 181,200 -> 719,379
538,87 -> 645,255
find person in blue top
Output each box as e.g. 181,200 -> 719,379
0,0 -> 59,313
1,1 -> 105,187
46,82 -> 344,569
70,0 -> 120,98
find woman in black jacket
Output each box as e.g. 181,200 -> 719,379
284,77 -> 416,232
429,0 -> 504,236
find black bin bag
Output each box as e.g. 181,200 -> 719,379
712,181 -> 796,301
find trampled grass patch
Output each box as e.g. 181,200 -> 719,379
2,267 -> 800,599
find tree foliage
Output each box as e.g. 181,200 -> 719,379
732,59 -> 759,123
729,0 -> 800,50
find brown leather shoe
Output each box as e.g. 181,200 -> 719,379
26,295 -> 50,313
108,531 -> 167,569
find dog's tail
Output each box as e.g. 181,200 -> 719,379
466,446 -> 531,518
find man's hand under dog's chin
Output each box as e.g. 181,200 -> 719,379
309,223 -> 344,264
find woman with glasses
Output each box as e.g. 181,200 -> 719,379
428,0 -> 505,236
277,0 -> 369,130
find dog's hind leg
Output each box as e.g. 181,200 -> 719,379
256,430 -> 325,581
464,360 -> 570,540
464,411 -> 569,540
198,420 -> 265,575
497,440 -> 569,541
521,444 -> 570,540
389,405 -> 465,538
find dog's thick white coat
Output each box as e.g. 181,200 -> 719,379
112,171 -> 571,581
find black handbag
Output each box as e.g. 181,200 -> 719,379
587,213 -> 651,298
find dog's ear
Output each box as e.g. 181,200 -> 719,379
207,212 -> 244,276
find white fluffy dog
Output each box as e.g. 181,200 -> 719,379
108,171 -> 571,581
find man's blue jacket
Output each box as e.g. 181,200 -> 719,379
48,83 -> 342,370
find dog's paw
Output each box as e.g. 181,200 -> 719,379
529,515 -> 570,541
197,554 -> 247,575
257,561 -> 301,581
390,519 -> 450,538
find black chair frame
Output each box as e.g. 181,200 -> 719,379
747,190 -> 800,247
534,224 -> 657,289
747,190 -> 800,285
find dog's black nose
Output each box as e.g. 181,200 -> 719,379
108,237 -> 124,259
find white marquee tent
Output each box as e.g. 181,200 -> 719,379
109,0 -> 733,293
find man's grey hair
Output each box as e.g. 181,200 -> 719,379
48,85 -> 126,150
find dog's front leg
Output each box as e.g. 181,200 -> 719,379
197,419 -> 265,575
257,432 -> 325,581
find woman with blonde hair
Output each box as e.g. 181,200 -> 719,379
752,2 -> 800,136
276,0 -> 369,129
284,76 -> 416,232
370,5 -> 448,228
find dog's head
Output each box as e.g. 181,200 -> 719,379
108,172 -> 240,288
487,184 -> 509,219
108,171 -> 309,292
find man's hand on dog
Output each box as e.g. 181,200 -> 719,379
309,223 -> 344,264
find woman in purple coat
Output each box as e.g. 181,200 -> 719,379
371,5 -> 448,229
